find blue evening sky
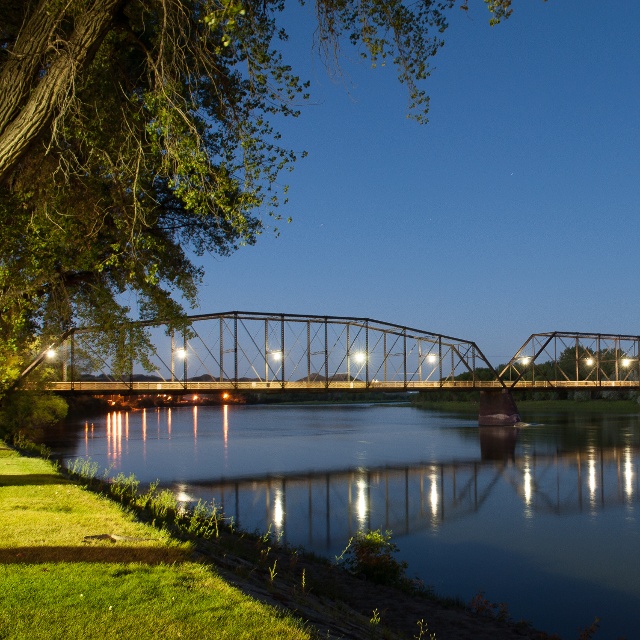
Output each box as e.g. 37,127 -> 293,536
193,1 -> 640,365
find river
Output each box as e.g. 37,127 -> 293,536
46,403 -> 640,639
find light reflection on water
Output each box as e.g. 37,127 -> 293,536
56,404 -> 640,640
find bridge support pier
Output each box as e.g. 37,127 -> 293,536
478,389 -> 521,426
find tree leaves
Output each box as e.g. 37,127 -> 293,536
0,0 -> 514,393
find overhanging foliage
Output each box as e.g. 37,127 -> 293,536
0,0 -> 515,396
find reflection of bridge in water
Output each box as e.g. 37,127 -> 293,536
177,428 -> 640,550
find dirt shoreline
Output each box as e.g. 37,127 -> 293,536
188,526 -> 551,640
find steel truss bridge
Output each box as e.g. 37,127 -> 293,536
25,312 -> 640,394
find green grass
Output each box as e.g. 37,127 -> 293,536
0,445 -> 311,640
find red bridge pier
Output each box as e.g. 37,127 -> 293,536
478,389 -> 521,426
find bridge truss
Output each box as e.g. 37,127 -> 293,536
40,311 -> 502,393
500,332 -> 640,389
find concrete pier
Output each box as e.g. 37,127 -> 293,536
478,389 -> 521,426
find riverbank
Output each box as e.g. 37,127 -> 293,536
0,441 -> 554,640
0,443 -> 309,640
412,396 -> 640,415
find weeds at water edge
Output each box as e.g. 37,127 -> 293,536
64,456 -> 231,543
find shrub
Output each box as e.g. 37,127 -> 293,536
338,529 -> 408,586
0,391 -> 68,440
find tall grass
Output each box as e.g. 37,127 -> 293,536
65,457 -> 229,542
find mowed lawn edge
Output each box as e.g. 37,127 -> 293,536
0,443 -> 311,640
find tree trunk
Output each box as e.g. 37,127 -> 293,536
0,0 -> 126,185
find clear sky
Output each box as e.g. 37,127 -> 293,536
192,0 -> 640,365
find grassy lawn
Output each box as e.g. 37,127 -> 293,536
0,444 -> 311,640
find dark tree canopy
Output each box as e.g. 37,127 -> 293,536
0,0 -> 514,393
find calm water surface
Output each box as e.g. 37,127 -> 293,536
51,404 -> 640,639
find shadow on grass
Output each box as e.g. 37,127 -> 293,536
0,545 -> 188,564
0,474 -> 70,487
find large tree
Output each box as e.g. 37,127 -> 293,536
0,0 -> 513,392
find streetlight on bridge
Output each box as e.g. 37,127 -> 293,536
352,351 -> 366,365
266,350 -> 283,384
173,346 -> 187,385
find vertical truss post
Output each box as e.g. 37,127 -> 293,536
347,323 -> 351,381
234,313 -> 238,386
129,325 -> 134,390
219,318 -> 224,383
596,335 -> 600,385
307,320 -> 311,383
324,318 -> 329,388
366,321 -> 369,386
472,347 -> 476,386
62,339 -> 68,382
70,332 -> 75,390
281,314 -> 285,387
418,340 -> 423,382
575,336 -> 579,382
403,328 -> 407,388
183,333 -> 188,389
615,337 -> 620,382
383,332 -> 387,382
265,319 -> 269,384
171,330 -> 175,381
438,337 -> 443,387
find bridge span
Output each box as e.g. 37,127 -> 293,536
33,311 -> 498,391
22,311 -> 640,422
